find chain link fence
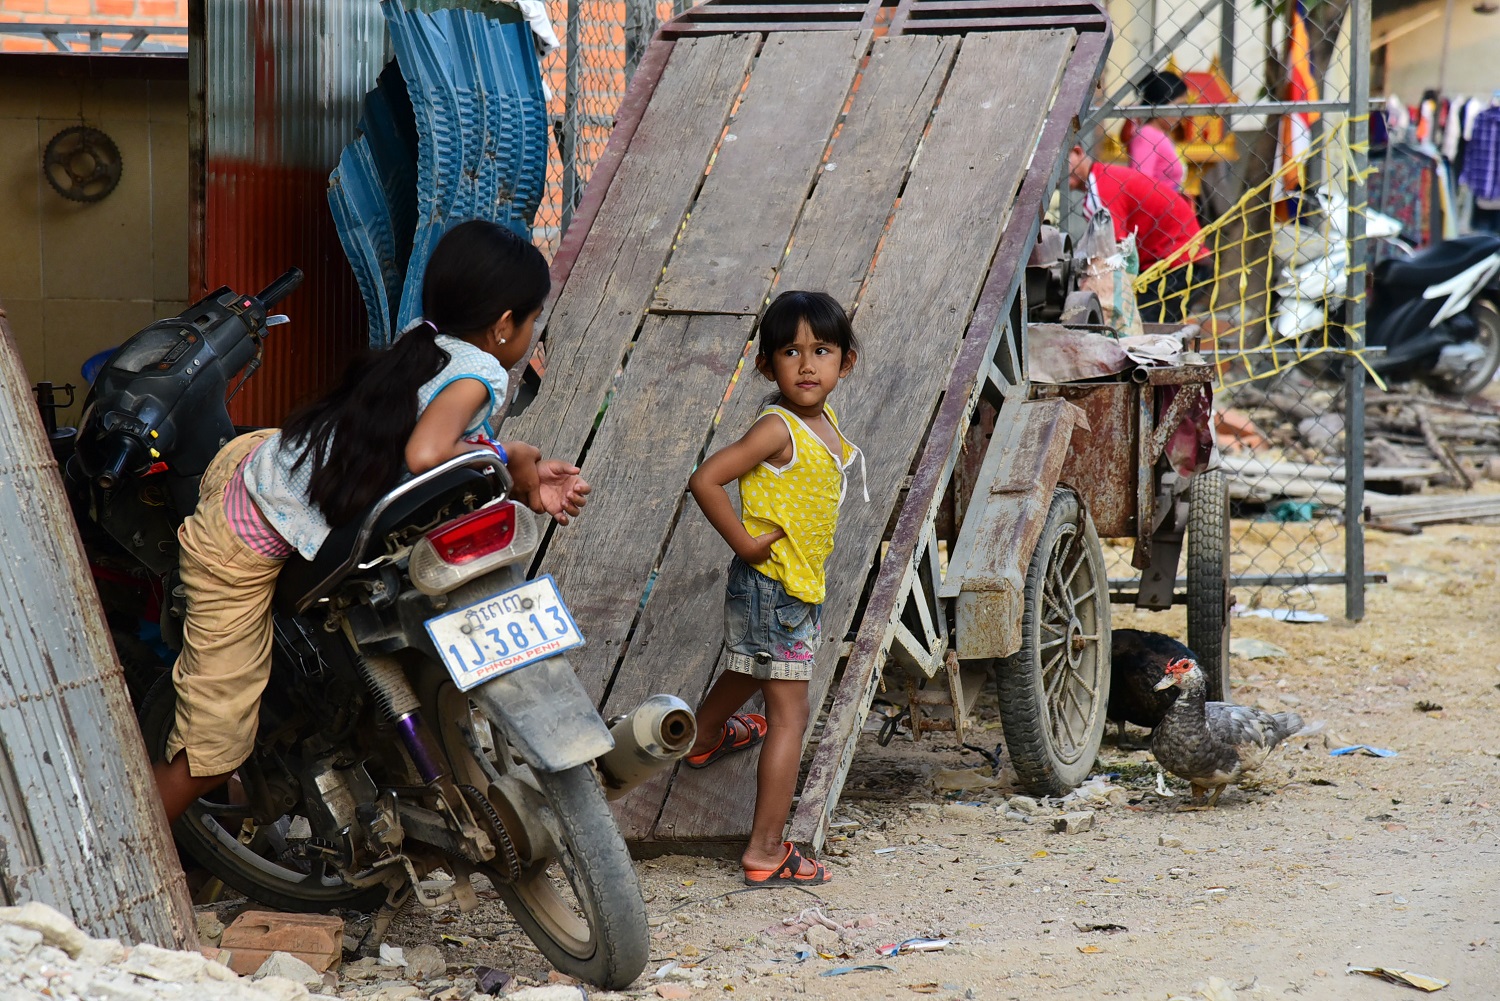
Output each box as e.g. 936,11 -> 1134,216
1074,0 -> 1374,620
534,0 -> 679,255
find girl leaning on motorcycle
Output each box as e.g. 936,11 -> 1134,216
153,221 -> 590,822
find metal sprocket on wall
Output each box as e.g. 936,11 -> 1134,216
43,126 -> 123,203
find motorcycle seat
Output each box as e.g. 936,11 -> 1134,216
1376,234 -> 1500,289
274,464 -> 503,615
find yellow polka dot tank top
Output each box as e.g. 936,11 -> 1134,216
739,404 -> 865,604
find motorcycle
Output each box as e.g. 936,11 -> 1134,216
1275,194 -> 1500,397
55,270 -> 696,988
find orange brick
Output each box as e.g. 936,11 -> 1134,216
4,0 -> 46,13
137,0 -> 181,19
45,0 -> 91,16
219,911 -> 344,975
94,0 -> 136,16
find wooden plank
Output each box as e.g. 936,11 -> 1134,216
775,34 -> 958,304
535,314 -> 756,704
600,33 -> 959,841
501,34 -> 757,463
652,29 -> 1079,843
651,30 -> 871,315
789,29 -> 1106,852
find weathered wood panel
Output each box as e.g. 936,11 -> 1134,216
650,30 -> 871,315
501,34 -> 757,462
536,314 -> 755,703
652,28 -> 1078,842
602,33 -> 959,840
788,29 -> 1109,852
774,34 -> 958,305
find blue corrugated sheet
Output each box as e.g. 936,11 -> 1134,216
329,0 -> 549,346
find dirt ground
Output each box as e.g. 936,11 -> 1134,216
361,520 -> 1500,1001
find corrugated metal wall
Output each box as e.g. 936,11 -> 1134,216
192,0 -> 388,425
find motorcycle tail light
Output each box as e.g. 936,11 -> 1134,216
408,501 -> 540,595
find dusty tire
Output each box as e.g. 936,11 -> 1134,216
1186,469 -> 1232,701
137,676 -> 387,912
493,765 -> 649,989
1440,299 -> 1500,399
997,488 -> 1112,796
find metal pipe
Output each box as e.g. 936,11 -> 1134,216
1094,98 -> 1387,119
560,0 -> 583,235
1345,0 -> 1371,623
396,713 -> 446,785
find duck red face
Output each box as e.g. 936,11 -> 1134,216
1153,657 -> 1198,691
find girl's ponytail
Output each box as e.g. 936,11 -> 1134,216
282,220 -> 550,527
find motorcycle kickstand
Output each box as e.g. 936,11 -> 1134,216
361,882 -> 415,955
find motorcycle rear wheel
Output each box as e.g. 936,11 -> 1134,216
434,683 -> 648,989
138,677 -> 388,912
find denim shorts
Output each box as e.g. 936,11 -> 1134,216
723,556 -> 821,682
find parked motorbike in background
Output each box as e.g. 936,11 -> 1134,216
50,272 -> 694,988
1275,194 -> 1500,398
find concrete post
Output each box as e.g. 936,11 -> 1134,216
0,305 -> 196,947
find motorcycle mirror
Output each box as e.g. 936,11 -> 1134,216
266,314 -> 290,327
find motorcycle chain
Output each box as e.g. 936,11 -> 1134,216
460,783 -> 523,883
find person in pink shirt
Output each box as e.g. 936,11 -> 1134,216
1128,70 -> 1188,194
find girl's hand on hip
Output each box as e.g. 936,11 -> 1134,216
535,459 -> 592,525
735,528 -> 785,565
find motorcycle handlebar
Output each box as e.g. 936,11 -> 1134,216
256,268 -> 304,310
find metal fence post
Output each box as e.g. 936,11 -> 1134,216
624,0 -> 658,80
560,0 -> 582,235
0,311 -> 196,947
1344,0 -> 1371,622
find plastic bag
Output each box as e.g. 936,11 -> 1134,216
1074,208 -> 1144,337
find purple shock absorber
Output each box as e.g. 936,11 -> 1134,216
395,712 -> 445,783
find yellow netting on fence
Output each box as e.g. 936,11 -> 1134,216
1135,114 -> 1383,390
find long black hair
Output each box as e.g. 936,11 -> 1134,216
282,220 -> 550,526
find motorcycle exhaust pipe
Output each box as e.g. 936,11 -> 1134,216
596,694 -> 697,801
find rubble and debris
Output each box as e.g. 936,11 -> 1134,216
1053,811 -> 1096,834
1330,744 -> 1399,757
1348,966 -> 1450,991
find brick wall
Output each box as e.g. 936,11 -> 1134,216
0,0 -> 186,51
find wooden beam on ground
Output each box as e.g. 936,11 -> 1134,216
653,28 -> 1079,845
650,30 -> 873,315
502,34 -> 757,463
600,32 -> 960,841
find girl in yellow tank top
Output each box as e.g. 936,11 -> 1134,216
684,290 -> 864,887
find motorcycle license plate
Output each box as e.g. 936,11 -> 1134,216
425,575 -> 584,691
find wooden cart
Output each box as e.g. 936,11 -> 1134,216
502,0 -> 1223,852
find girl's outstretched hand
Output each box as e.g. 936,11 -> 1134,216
534,459 -> 591,525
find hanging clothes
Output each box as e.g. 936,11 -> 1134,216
1460,105 -> 1500,203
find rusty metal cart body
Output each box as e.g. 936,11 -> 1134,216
501,0 -> 1224,852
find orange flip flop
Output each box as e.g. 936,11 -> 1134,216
686,712 -> 767,769
743,842 -> 831,887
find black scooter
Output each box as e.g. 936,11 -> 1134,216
1366,233 -> 1500,397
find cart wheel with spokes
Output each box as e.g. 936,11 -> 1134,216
996,487 -> 1112,796
1186,468 -> 1232,701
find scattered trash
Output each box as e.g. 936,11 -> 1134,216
820,964 -> 896,977
1154,769 -> 1175,797
439,934 -> 475,948
1331,745 -> 1399,757
1074,921 -> 1128,933
1262,499 -> 1317,522
876,938 -> 949,957
783,907 -> 841,932
1414,700 -> 1444,712
1235,607 -> 1329,623
1077,944 -> 1102,954
378,943 -> 406,968
1053,811 -> 1095,835
792,950 -> 814,963
653,961 -> 680,979
1230,637 -> 1289,660
1348,966 -> 1450,991
475,966 -> 513,994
